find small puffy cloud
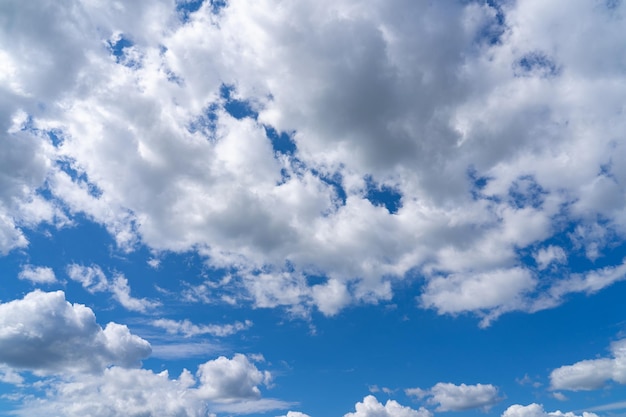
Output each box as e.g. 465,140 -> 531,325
66,263 -> 159,312
277,412 -> 312,417
406,382 -> 501,412
501,403 -> 598,417
344,395 -> 432,417
152,318 -> 253,337
196,353 -> 272,402
66,264 -> 109,293
18,265 -> 57,284
550,338 -> 626,391
0,290 -> 151,374
534,246 -> 566,270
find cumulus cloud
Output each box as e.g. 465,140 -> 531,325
152,318 -> 253,337
196,353 -> 272,402
344,395 -> 432,417
406,382 -> 501,412
0,290 -> 151,374
17,265 -> 57,284
2,0 -> 626,323
66,264 -> 159,312
14,359 -> 287,417
550,338 -> 626,391
501,403 -> 598,417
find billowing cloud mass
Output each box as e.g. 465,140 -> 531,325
550,339 -> 626,391
0,290 -> 151,373
406,382 -> 501,412
344,395 -> 432,417
196,353 -> 272,402
0,0 -> 625,324
501,404 -> 598,417
14,357 -> 283,417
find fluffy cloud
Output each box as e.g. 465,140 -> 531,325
550,338 -> 626,391
406,382 -> 501,412
0,290 -> 151,374
196,353 -> 272,402
18,265 -> 57,284
502,403 -> 598,417
152,318 -> 253,338
344,395 -> 432,417
277,412 -> 311,417
2,0 -> 626,323
14,361 -> 286,417
66,264 -> 159,312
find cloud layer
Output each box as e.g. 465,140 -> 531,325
2,0 -> 626,324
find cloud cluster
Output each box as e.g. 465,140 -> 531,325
502,403 -> 598,417
0,290 -> 282,416
2,0 -> 626,323
0,290 -> 151,373
406,382 -> 501,412
344,395 -> 432,417
15,359 -> 282,417
550,338 -> 626,391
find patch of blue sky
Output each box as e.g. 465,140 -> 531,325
264,126 -> 297,156
176,0 -> 227,23
470,0 -> 507,46
515,52 -> 560,78
507,175 -> 547,210
107,35 -> 141,68
364,176 -> 403,214
55,159 -> 103,198
311,169 -> 347,207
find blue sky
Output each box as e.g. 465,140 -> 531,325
1,0 -> 626,416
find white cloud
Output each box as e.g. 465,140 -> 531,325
66,264 -> 159,312
152,318 -> 253,338
406,382 -> 501,412
501,403 -> 598,417
0,290 -> 151,374
196,353 -> 272,402
420,268 -> 536,327
18,265 -> 57,284
550,338 -> 626,391
344,395 -> 432,417
2,0 -> 626,323
277,412 -> 311,417
534,246 -> 567,270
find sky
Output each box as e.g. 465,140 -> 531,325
1,0 -> 626,416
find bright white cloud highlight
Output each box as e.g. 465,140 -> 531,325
196,353 -> 272,402
344,395 -> 432,417
502,403 -> 598,417
550,338 -> 626,391
0,290 -> 151,374
406,382 -> 501,412
18,265 -> 56,284
277,412 -> 312,417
